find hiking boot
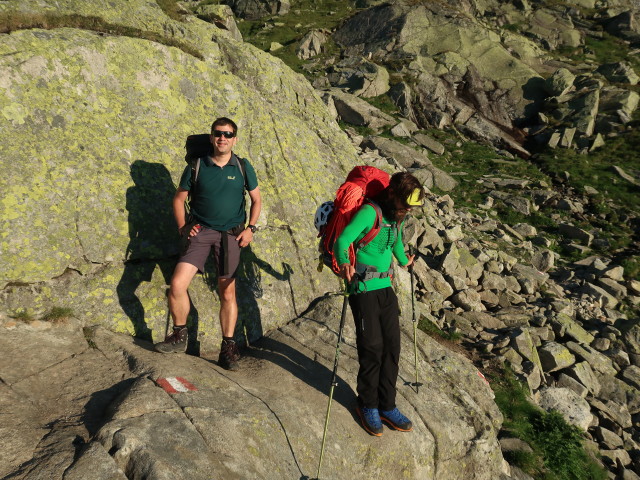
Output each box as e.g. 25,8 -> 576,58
218,338 -> 240,371
380,408 -> 413,432
155,326 -> 188,353
356,406 -> 383,436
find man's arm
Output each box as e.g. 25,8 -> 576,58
173,188 -> 200,237
236,187 -> 262,247
173,188 -> 189,230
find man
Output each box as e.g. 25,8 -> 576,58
334,172 -> 424,436
155,117 -> 262,372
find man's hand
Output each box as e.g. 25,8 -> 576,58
180,223 -> 201,238
338,263 -> 355,282
236,228 -> 254,248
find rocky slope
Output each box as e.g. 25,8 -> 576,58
0,298 -> 505,480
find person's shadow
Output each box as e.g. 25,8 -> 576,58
203,249 -> 357,410
202,245 -> 296,347
116,161 -> 180,343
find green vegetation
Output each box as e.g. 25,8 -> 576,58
232,0 -> 357,75
585,34 -> 640,73
491,366 -> 607,480
418,314 -> 461,342
535,134 -> 640,213
366,94 -> 400,117
42,307 -> 74,323
0,11 -> 203,59
10,310 -> 35,323
429,134 -> 551,208
533,127 -> 640,261
621,255 -> 640,282
337,120 -> 375,138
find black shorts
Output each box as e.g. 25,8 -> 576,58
178,227 -> 241,278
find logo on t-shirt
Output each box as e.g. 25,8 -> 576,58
227,176 -> 236,180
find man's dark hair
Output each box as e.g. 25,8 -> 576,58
374,172 -> 424,218
211,117 -> 238,135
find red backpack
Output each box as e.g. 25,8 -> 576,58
316,166 -> 390,275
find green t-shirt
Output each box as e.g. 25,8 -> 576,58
180,154 -> 258,231
334,204 -> 409,293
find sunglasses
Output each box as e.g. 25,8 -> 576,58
212,130 -> 235,139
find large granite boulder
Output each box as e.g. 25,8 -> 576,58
0,0 -> 359,351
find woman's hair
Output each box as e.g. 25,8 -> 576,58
374,172 -> 424,218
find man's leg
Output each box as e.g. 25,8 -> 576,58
169,262 -> 199,326
217,277 -> 242,370
156,262 -> 199,353
218,277 -> 237,337
213,229 -> 243,371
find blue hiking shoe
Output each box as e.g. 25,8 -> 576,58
380,408 -> 413,432
356,406 -> 383,436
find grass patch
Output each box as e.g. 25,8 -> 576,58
366,93 -> 400,117
234,0 -> 357,75
10,310 -> 35,323
533,130 -> 640,255
491,366 -> 607,480
338,120 -> 375,137
620,255 -> 640,282
534,135 -> 640,212
42,306 -> 74,323
0,11 -> 203,59
418,314 -> 461,342
429,135 -> 551,208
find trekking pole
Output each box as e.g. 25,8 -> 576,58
315,282 -> 350,480
409,246 -> 423,394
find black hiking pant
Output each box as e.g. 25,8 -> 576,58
349,287 -> 400,411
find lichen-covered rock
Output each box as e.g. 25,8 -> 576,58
538,341 -> 576,372
536,387 -> 593,431
326,58 -> 390,98
0,0 -> 359,351
195,4 -> 243,42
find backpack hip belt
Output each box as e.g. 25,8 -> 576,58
355,263 -> 394,282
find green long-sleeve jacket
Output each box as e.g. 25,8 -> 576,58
334,204 -> 409,293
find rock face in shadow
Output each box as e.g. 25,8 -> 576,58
0,296 -> 506,480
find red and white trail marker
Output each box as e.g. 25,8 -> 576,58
156,377 -> 198,394
477,371 -> 490,386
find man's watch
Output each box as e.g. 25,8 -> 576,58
247,224 -> 257,233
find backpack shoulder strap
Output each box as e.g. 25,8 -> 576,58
235,155 -> 249,191
356,201 -> 383,250
188,157 -> 202,201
